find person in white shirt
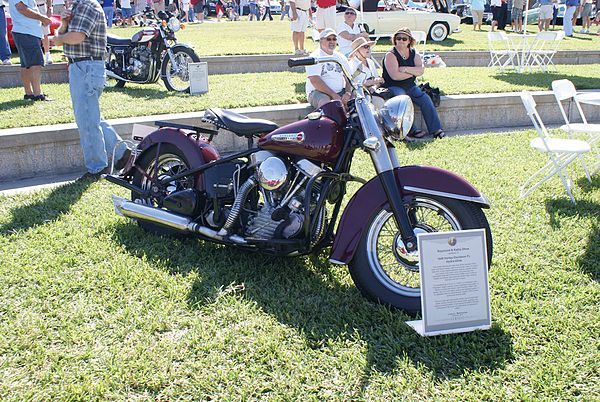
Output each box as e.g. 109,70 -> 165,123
305,28 -> 353,109
336,7 -> 369,56
289,0 -> 310,55
348,36 -> 385,108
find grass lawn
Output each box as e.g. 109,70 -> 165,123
2,63 -> 600,130
0,131 -> 599,400
8,19 -> 600,65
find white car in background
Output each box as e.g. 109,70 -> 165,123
337,0 -> 461,41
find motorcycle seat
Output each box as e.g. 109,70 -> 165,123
203,108 -> 278,137
107,35 -> 132,46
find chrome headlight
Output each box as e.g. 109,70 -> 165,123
379,95 -> 414,141
167,17 -> 181,32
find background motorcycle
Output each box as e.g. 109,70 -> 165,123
106,56 -> 493,314
105,9 -> 200,93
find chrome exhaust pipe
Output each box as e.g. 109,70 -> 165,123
112,196 -> 224,240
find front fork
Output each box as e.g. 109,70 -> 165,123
160,30 -> 179,73
355,97 -> 417,252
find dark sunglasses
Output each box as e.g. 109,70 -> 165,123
345,11 -> 356,15
361,45 -> 371,49
324,36 -> 337,42
394,36 -> 410,42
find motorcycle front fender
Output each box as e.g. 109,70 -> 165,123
329,165 -> 490,265
127,127 -> 219,191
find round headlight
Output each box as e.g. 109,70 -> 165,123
168,17 -> 181,32
379,95 -> 414,141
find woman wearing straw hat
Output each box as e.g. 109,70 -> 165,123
382,27 -> 445,140
348,37 -> 383,93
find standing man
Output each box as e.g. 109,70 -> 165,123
315,0 -> 335,32
511,0 -> 523,33
101,0 -> 114,28
579,0 -> 593,33
1,0 -> 12,65
305,28 -> 352,109
53,0 -> 130,180
563,0 -> 579,36
8,0 -> 51,100
490,0 -> 501,30
289,0 -> 309,55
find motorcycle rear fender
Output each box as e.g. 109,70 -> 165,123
329,165 -> 490,265
128,127 -> 219,192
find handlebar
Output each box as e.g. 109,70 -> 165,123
288,57 -> 316,68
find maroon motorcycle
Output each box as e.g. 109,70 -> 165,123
106,56 -> 492,314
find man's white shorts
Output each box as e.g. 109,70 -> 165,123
539,4 -> 553,20
290,8 -> 309,32
315,6 -> 336,30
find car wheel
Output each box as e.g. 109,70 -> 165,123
429,21 -> 449,42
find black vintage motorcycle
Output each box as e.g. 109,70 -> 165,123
106,56 -> 493,314
105,10 -> 200,92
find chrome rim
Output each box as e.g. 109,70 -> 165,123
138,153 -> 193,205
166,52 -> 194,92
366,197 -> 462,297
431,24 -> 448,41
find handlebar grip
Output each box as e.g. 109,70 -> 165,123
288,57 -> 316,68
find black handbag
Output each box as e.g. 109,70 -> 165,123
372,87 -> 394,101
418,82 -> 441,107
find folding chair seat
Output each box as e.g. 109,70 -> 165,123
551,79 -> 600,176
526,31 -> 561,72
487,32 -> 516,72
520,91 -> 591,204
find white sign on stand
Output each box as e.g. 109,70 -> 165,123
406,229 -> 491,337
189,62 -> 209,95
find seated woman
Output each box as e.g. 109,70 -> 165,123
347,36 -> 385,108
381,27 -> 445,140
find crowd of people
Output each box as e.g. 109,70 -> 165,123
481,0 -> 600,36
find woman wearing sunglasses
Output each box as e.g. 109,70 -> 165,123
348,36 -> 385,108
382,27 -> 445,140
336,7 -> 369,56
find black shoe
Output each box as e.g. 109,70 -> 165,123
432,129 -> 446,139
113,147 -> 132,171
77,167 -> 109,182
32,94 -> 53,102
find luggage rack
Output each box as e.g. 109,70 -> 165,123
154,120 -> 219,142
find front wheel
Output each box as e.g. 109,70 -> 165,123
161,46 -> 201,93
428,21 -> 449,42
348,194 -> 492,315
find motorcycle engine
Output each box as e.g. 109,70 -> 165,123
245,153 -> 325,241
127,46 -> 152,78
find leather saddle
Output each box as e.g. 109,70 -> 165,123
202,108 -> 278,138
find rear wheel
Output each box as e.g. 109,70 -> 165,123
161,46 -> 201,93
428,21 -> 449,42
348,194 -> 492,314
132,144 -> 195,235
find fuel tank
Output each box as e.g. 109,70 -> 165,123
257,101 -> 346,164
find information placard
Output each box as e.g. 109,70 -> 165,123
189,62 -> 209,95
406,229 -> 491,337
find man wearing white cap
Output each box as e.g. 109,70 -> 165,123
305,28 -> 352,109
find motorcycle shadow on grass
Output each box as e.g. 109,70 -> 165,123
0,179 -> 93,235
113,223 -> 515,382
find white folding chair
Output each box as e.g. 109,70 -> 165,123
411,30 -> 427,54
520,91 -> 591,204
487,32 -> 516,72
526,31 -> 561,72
552,79 -> 600,176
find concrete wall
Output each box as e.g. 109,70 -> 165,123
2,90 -> 598,182
2,50 -> 599,88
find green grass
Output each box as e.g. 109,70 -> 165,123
3,63 -> 600,130
0,131 -> 599,400
8,19 -> 600,65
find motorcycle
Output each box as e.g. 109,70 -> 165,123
105,56 -> 493,314
105,10 -> 200,93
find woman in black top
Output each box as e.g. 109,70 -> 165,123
382,27 -> 444,139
